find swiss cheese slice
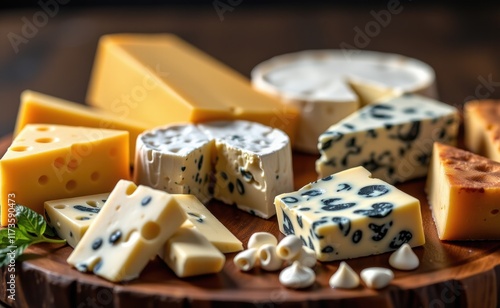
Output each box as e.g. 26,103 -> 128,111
0,124 -> 129,226
15,90 -> 151,165
87,34 -> 299,143
426,142 -> 500,240
252,50 -> 437,153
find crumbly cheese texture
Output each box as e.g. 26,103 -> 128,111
135,120 -> 293,219
44,193 -> 109,248
317,94 -> 459,184
199,120 -> 293,218
15,90 -> 150,165
464,100 -> 500,162
252,50 -> 437,153
134,125 -> 213,203
67,180 -> 187,282
426,142 -> 500,240
87,33 -> 299,144
0,124 -> 129,226
159,225 -> 225,278
274,166 -> 425,262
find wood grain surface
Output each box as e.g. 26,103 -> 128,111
1,135 -> 500,307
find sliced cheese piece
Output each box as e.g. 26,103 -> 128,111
0,124 -> 129,226
159,225 -> 225,278
274,166 -> 425,262
175,194 -> 242,253
199,120 -> 293,218
15,90 -> 150,165
44,193 -> 108,248
67,180 -> 187,282
134,124 -> 213,203
464,100 -> 500,161
252,50 -> 437,153
426,142 -> 500,240
87,33 -> 299,143
317,94 -> 459,184
135,120 -> 293,219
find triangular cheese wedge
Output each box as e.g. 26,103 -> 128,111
0,124 -> 129,225
16,90 -> 150,165
426,142 -> 500,240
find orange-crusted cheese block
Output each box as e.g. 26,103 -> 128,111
86,34 -> 299,143
15,90 -> 151,165
426,142 -> 500,240
464,100 -> 500,161
0,124 -> 129,226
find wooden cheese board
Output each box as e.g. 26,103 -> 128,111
1,134 -> 500,308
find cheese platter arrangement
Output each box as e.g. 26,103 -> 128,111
1,33 -> 500,308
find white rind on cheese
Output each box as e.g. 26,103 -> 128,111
135,120 -> 293,219
199,120 -> 293,218
316,94 -> 459,184
251,50 -> 437,153
134,124 -> 213,203
274,166 -> 425,262
67,180 -> 187,282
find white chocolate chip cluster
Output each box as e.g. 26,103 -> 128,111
234,232 -> 317,288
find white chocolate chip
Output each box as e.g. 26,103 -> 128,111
279,261 -> 315,289
258,244 -> 283,271
329,262 -> 360,289
233,248 -> 258,271
360,267 -> 394,289
291,246 -> 317,268
389,243 -> 419,271
276,235 -> 303,260
247,232 -> 278,250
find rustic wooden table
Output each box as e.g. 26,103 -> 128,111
1,3 -> 500,308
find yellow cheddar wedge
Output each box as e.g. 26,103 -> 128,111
0,124 -> 129,226
464,100 -> 500,161
15,90 -> 150,165
426,142 -> 500,240
86,34 -> 299,142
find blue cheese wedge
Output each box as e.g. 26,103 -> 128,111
135,120 -> 293,218
274,166 -> 425,262
134,124 -> 213,203
199,120 -> 293,218
66,180 -> 187,282
44,193 -> 108,248
316,94 -> 459,184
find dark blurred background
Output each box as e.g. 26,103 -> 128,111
0,1 -> 499,137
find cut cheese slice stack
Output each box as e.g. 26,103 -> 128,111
0,124 -> 129,226
252,50 -> 437,153
316,94 -> 459,184
16,90 -> 151,165
426,142 -> 500,240
86,33 -> 299,144
464,100 -> 500,161
135,120 -> 293,219
274,166 -> 425,262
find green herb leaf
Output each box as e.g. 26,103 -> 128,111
0,205 -> 66,267
15,205 -> 46,236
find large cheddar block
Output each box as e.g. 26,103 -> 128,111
274,166 -> 425,262
464,100 -> 500,161
0,124 -> 129,226
15,90 -> 151,165
86,34 -> 299,143
426,142 -> 500,240
67,180 -> 187,282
